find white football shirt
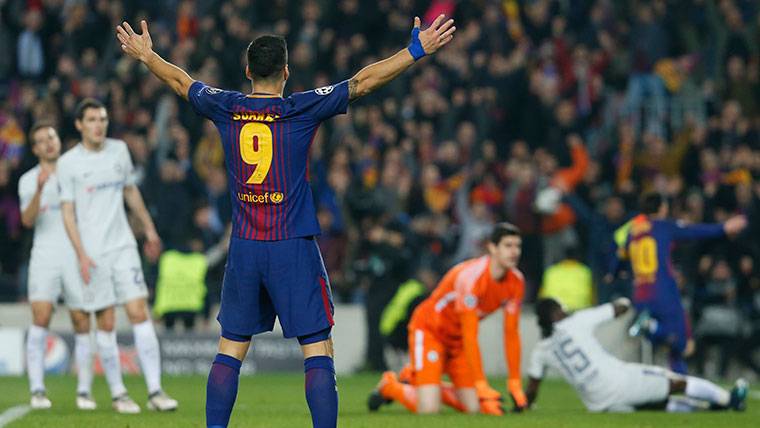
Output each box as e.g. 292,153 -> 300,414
57,138 -> 138,256
528,304 -> 626,411
18,166 -> 76,259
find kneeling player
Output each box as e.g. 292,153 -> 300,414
369,223 -> 527,415
526,298 -> 748,413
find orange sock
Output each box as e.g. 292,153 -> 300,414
441,382 -> 467,412
380,378 -> 418,413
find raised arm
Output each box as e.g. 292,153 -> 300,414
672,215 -> 747,241
612,297 -> 632,317
20,168 -> 51,228
123,184 -> 162,263
348,15 -> 456,101
116,20 -> 194,99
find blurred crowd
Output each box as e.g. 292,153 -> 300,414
1,0 -> 759,375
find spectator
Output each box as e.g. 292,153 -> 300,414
539,246 -> 593,311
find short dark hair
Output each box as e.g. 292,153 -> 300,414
639,193 -> 665,215
75,98 -> 106,121
489,222 -> 521,245
536,298 -> 562,338
29,121 -> 55,143
246,35 -> 288,80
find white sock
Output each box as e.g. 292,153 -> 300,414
74,333 -> 93,395
666,396 -> 705,413
685,376 -> 730,407
133,320 -> 162,394
26,325 -> 48,393
96,330 -> 127,398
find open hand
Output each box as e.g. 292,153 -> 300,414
415,15 -> 456,55
724,215 -> 748,237
78,254 -> 96,285
37,166 -> 51,191
143,229 -> 163,263
116,20 -> 154,63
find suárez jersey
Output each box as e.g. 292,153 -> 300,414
187,80 -> 349,241
57,138 -> 138,256
18,166 -> 76,259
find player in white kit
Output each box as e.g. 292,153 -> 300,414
526,298 -> 748,413
58,98 -> 177,413
19,124 -> 97,411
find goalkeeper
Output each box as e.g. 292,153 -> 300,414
368,223 -> 528,415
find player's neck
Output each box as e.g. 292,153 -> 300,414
81,139 -> 104,152
250,82 -> 283,97
39,160 -> 56,172
488,258 -> 507,281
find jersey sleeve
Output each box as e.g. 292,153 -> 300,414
119,142 -> 138,186
291,80 -> 350,122
527,343 -> 547,379
503,271 -> 524,381
17,173 -> 36,212
57,160 -> 75,203
571,303 -> 615,329
187,81 -> 237,123
670,220 -> 725,241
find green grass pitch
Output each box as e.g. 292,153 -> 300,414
1,374 -> 757,427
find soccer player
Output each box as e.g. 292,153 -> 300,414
116,14 -> 455,428
618,193 -> 747,374
368,223 -> 527,416
58,99 -> 178,413
18,123 -> 96,410
527,298 -> 748,412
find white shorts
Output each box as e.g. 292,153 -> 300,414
28,252 -> 86,310
83,246 -> 148,312
610,363 -> 671,411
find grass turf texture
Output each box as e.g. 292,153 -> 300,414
0,374 -> 757,427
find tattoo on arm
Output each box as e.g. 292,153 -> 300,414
348,78 -> 359,102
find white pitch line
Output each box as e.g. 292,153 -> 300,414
0,405 -> 30,428
750,391 -> 760,401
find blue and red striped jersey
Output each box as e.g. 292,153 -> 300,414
622,214 -> 724,303
188,80 -> 349,241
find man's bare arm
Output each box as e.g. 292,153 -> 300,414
123,184 -> 162,262
348,15 -> 456,101
116,20 -> 194,99
61,201 -> 96,284
525,377 -> 542,407
613,297 -> 632,318
21,168 -> 52,228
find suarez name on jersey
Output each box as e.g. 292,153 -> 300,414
188,80 -> 349,241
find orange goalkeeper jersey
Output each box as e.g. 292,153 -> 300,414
409,255 -> 525,381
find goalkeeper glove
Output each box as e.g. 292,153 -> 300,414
475,380 -> 503,402
508,379 -> 528,412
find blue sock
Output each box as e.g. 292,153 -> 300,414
670,352 -> 688,375
206,354 -> 242,428
304,356 -> 338,428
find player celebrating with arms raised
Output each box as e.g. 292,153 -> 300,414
369,223 -> 527,415
619,193 -> 747,374
18,123 -> 95,410
116,14 -> 456,428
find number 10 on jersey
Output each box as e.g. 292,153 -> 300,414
239,122 -> 273,185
